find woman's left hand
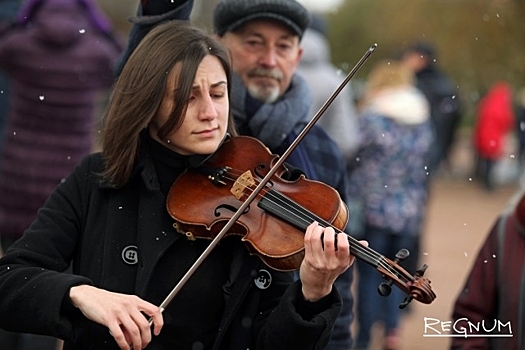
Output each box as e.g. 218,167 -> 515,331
299,221 -> 363,301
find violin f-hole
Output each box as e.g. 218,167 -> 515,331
254,164 -> 274,188
214,203 -> 250,217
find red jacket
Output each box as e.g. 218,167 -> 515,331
474,82 -> 515,159
451,191 -> 525,350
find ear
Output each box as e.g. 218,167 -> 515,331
294,46 -> 304,67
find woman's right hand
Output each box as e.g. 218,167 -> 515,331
69,285 -> 164,350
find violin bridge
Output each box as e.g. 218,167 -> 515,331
231,170 -> 255,200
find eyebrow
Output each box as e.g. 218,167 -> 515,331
246,31 -> 295,42
192,81 -> 228,90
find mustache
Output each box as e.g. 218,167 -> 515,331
247,67 -> 283,81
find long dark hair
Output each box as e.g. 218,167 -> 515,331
101,20 -> 236,187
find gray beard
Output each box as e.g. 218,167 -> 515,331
247,83 -> 280,103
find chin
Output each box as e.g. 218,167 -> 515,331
247,84 -> 280,103
196,139 -> 223,155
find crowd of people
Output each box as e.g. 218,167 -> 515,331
0,0 -> 523,349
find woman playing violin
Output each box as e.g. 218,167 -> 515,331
0,21 -> 356,350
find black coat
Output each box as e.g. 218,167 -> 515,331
0,144 -> 342,349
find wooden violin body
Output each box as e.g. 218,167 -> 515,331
167,136 -> 348,271
167,136 -> 436,306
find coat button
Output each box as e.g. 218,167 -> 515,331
254,269 -> 272,289
122,245 -> 139,265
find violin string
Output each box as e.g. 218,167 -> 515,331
220,168 -> 386,265
219,168 -> 404,280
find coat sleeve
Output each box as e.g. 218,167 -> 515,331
256,280 -> 342,349
0,156 -> 97,340
450,219 -> 500,349
220,251 -> 342,350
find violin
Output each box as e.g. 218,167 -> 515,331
167,136 -> 436,307
153,44 -> 435,317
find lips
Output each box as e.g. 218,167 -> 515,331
253,75 -> 277,83
195,127 -> 218,136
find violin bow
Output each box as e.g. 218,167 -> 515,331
154,44 -> 378,318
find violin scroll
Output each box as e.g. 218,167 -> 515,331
403,264 -> 436,307
376,253 -> 436,308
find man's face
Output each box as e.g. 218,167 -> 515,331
219,19 -> 303,103
401,51 -> 429,73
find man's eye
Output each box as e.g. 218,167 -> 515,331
277,43 -> 292,51
245,40 -> 262,48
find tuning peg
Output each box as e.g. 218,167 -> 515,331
378,281 -> 392,296
377,249 -> 411,297
415,264 -> 428,277
399,295 -> 413,309
395,248 -> 410,261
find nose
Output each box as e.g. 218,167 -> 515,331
198,95 -> 218,121
258,46 -> 277,67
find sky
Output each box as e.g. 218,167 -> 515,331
297,0 -> 344,13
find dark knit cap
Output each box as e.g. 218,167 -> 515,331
406,42 -> 436,59
213,0 -> 310,38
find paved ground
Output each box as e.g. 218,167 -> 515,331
358,132 -> 521,350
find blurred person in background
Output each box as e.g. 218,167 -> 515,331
297,13 -> 363,238
514,87 -> 525,184
348,60 -> 433,350
0,0 -> 21,162
117,1 -> 356,348
400,42 -> 462,176
297,12 -> 360,164
473,81 -> 515,191
450,187 -> 525,350
399,41 -> 460,309
0,0 -> 122,347
0,2 -> 24,347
